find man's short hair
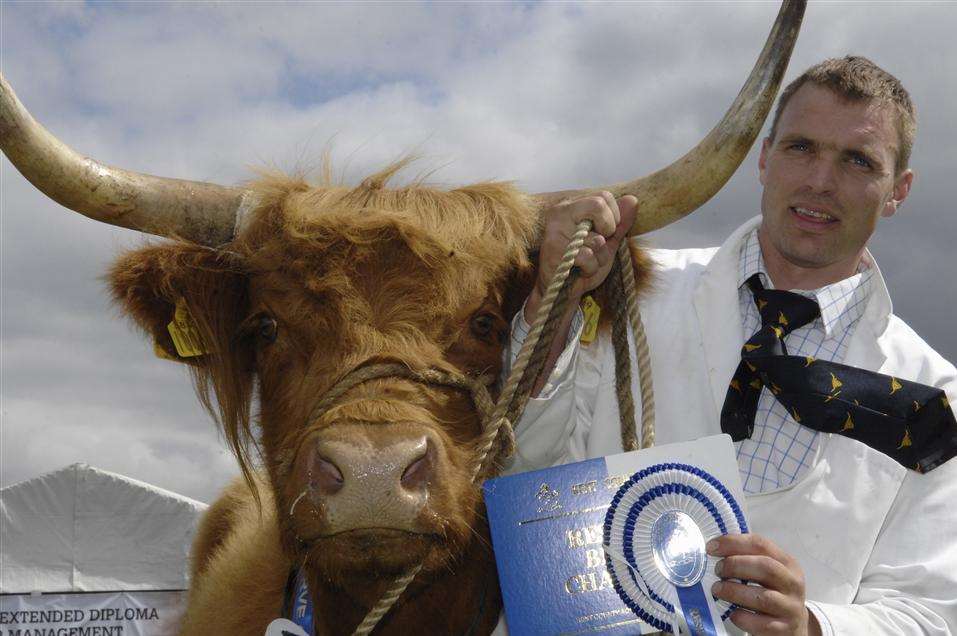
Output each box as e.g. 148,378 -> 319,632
768,55 -> 916,174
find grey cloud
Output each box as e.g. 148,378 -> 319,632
2,2 -> 954,504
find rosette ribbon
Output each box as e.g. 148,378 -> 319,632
603,463 -> 748,635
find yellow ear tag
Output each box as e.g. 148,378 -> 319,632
166,298 -> 208,358
580,295 -> 600,345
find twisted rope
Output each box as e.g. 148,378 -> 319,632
617,241 -> 656,449
352,564 -> 423,636
607,255 -> 638,452
352,220 -> 656,635
307,364 -> 497,432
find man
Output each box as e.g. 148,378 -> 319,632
505,56 -> 957,635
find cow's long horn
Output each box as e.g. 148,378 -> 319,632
0,73 -> 245,246
538,0 -> 806,236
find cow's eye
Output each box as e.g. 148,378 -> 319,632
470,313 -> 495,338
257,315 -> 278,344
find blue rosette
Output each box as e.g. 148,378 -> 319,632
602,463 -> 748,634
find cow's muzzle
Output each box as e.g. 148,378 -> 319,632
296,426 -> 437,535
282,362 -> 509,547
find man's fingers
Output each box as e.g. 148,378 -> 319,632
707,533 -> 809,635
599,190 -> 621,227
537,193 -> 641,300
616,195 -> 638,235
584,232 -> 607,254
715,555 -> 800,595
576,233 -> 615,271
727,608 -> 799,636
605,195 -> 638,253
712,580 -> 793,618
574,247 -> 601,277
568,193 -> 618,237
707,534 -> 794,567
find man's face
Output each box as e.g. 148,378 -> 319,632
758,83 -> 913,284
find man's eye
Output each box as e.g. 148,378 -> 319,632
788,142 -> 809,152
850,155 -> 872,168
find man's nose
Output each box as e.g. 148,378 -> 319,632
804,156 -> 838,193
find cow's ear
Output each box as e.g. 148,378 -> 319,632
108,243 -> 248,366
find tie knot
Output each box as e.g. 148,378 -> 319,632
746,274 -> 820,337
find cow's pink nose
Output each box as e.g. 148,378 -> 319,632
311,435 -> 434,497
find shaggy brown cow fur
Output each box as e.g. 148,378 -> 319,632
109,161 -> 544,635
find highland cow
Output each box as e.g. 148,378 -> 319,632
110,165 -> 537,634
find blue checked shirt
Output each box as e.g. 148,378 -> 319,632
736,229 -> 873,493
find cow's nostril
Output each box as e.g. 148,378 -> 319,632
400,440 -> 434,491
312,455 -> 344,495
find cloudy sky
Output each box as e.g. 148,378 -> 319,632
2,1 -> 955,504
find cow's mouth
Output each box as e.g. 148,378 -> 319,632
307,528 -> 444,574
318,527 -> 441,541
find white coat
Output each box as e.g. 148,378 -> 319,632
505,217 -> 957,635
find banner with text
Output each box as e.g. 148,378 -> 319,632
0,590 -> 186,636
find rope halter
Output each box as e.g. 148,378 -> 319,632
303,361 -> 514,472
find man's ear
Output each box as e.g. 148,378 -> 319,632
758,137 -> 772,186
108,243 -> 248,366
883,169 -> 915,218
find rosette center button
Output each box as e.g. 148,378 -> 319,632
650,510 -> 707,587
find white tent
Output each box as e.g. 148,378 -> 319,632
1,463 -> 208,634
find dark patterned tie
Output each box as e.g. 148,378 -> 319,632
721,274 -> 957,473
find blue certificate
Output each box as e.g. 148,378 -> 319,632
483,434 -> 746,635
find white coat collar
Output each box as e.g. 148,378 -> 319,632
692,215 -> 894,411
692,217 -> 757,414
